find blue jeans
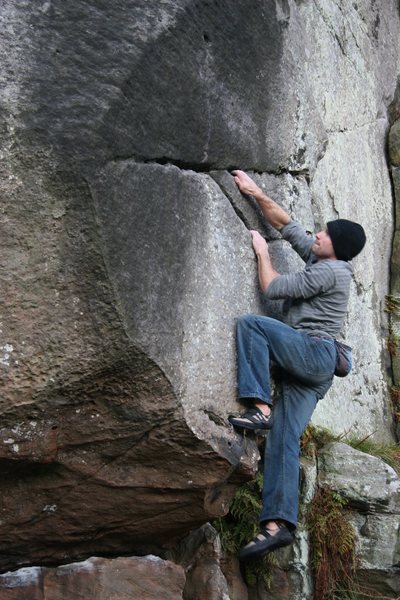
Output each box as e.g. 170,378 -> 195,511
236,315 -> 336,528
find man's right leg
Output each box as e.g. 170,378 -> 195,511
230,314 -> 305,432
235,314 -> 273,404
230,314 -> 335,432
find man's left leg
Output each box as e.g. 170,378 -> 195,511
239,376 -> 333,561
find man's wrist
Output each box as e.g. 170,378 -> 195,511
252,189 -> 266,202
255,248 -> 269,262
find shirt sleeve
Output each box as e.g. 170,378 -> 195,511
265,261 -> 336,299
280,220 -> 315,263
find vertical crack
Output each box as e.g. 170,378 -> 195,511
209,170 -> 253,230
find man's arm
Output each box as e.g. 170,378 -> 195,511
265,261 -> 336,300
232,170 -> 290,231
251,231 -> 280,291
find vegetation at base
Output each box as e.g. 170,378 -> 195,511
215,426 -> 399,595
307,486 -> 396,600
300,424 -> 338,458
308,487 -> 357,600
213,471 -> 278,587
385,296 -> 400,356
385,295 -> 400,422
385,294 -> 400,316
387,331 -> 400,356
390,386 -> 400,423
301,425 -> 400,475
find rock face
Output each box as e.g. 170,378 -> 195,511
0,0 -> 399,580
388,117 -> 400,438
172,523 -> 242,600
0,556 -> 185,600
318,443 -> 400,598
3,444 -> 398,600
245,445 -> 400,600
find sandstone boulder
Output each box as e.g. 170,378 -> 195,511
0,556 -> 185,600
172,523 -> 236,600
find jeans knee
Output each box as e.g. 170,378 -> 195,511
236,315 -> 254,326
237,314 -> 278,332
236,314 -> 255,329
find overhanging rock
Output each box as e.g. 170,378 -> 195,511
0,160 -> 260,570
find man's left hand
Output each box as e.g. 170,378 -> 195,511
250,230 -> 268,257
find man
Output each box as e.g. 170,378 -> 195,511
228,170 -> 366,561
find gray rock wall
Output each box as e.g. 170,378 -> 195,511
319,443 -> 400,598
388,118 -> 400,438
0,0 -> 399,580
287,0 -> 399,439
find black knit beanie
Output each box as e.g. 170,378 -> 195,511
326,219 -> 366,261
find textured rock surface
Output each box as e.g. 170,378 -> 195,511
318,442 -> 400,512
298,0 -> 399,439
0,556 -> 185,600
318,442 -> 400,596
172,523 -> 236,600
0,0 -> 399,578
388,118 -> 400,439
245,445 -> 400,600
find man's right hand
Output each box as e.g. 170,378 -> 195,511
231,169 -> 290,232
232,170 -> 261,197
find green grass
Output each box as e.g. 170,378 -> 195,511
301,425 -> 400,476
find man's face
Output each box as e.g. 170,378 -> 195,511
311,229 -> 336,259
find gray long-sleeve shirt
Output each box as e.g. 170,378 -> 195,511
265,220 -> 353,339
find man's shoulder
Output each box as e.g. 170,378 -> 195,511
311,259 -> 353,290
326,259 -> 353,275
281,220 -> 313,240
281,220 -> 315,262
307,258 -> 352,281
